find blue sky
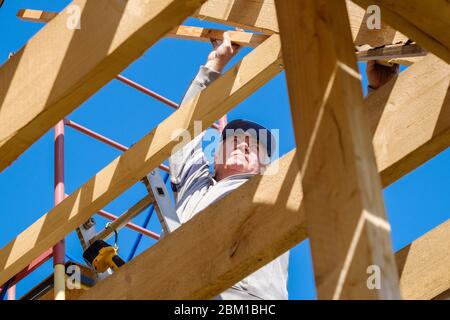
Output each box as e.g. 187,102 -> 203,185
1,1 -> 449,300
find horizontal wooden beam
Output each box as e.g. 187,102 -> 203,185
17,9 -> 270,48
194,0 -> 409,48
16,9 -> 58,23
0,0 -> 206,172
0,34 -> 283,287
168,25 -> 269,48
356,43 -> 427,62
352,0 -> 450,64
367,54 -> 450,187
396,219 -> 450,300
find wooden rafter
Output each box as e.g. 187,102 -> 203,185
194,0 -> 409,48
276,0 -> 400,299
16,9 -> 270,48
0,34 -> 283,286
0,0 -> 207,172
368,54 -> 450,187
77,148 -> 449,299
352,0 -> 450,64
396,219 -> 450,300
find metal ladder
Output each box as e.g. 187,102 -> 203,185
75,169 -> 181,277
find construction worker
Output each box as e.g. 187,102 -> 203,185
169,31 -> 399,300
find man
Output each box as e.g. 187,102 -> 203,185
169,31 -> 399,300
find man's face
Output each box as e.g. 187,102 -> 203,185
214,132 -> 264,179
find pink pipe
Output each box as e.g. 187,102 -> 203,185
97,209 -> 160,240
64,119 -> 128,152
116,75 -> 179,109
64,119 -> 170,173
53,121 -> 65,265
7,285 -> 16,300
218,115 -> 228,132
115,75 -> 221,130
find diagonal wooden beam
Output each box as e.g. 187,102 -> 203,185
396,218 -> 450,300
78,150 -> 449,300
78,150 -> 304,299
369,54 -> 450,187
0,0 -> 207,172
352,0 -> 450,64
276,0 -> 400,299
194,0 -> 409,48
0,34 -> 283,287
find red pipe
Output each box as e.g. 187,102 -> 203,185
7,285 -> 16,300
53,121 -> 65,265
115,75 -> 221,130
64,119 -> 169,172
64,119 -> 128,152
116,75 -> 179,109
97,209 -> 160,240
218,115 -> 228,132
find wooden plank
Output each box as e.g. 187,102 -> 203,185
356,43 -> 427,62
194,0 -> 409,47
0,34 -> 283,286
276,0 -> 400,299
368,54 -> 450,187
352,0 -> 450,64
0,0 -> 207,172
78,152 -> 449,300
16,9 -> 58,23
79,150 -> 305,299
17,10 -> 270,48
168,25 -> 269,48
396,219 -> 450,300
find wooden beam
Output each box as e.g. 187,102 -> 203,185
78,152 -> 449,300
16,9 -> 58,23
79,150 -> 305,299
0,35 -> 283,286
194,0 -> 409,48
368,54 -> 450,187
276,0 -> 400,299
0,0 -> 206,172
17,10 -> 270,48
356,43 -> 427,62
396,219 -> 450,300
168,25 -> 269,48
352,0 -> 450,64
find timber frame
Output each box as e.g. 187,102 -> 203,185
0,0 -> 449,300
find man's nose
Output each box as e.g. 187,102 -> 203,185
237,140 -> 249,151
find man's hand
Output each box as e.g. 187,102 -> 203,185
205,30 -> 241,73
366,60 -> 400,90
